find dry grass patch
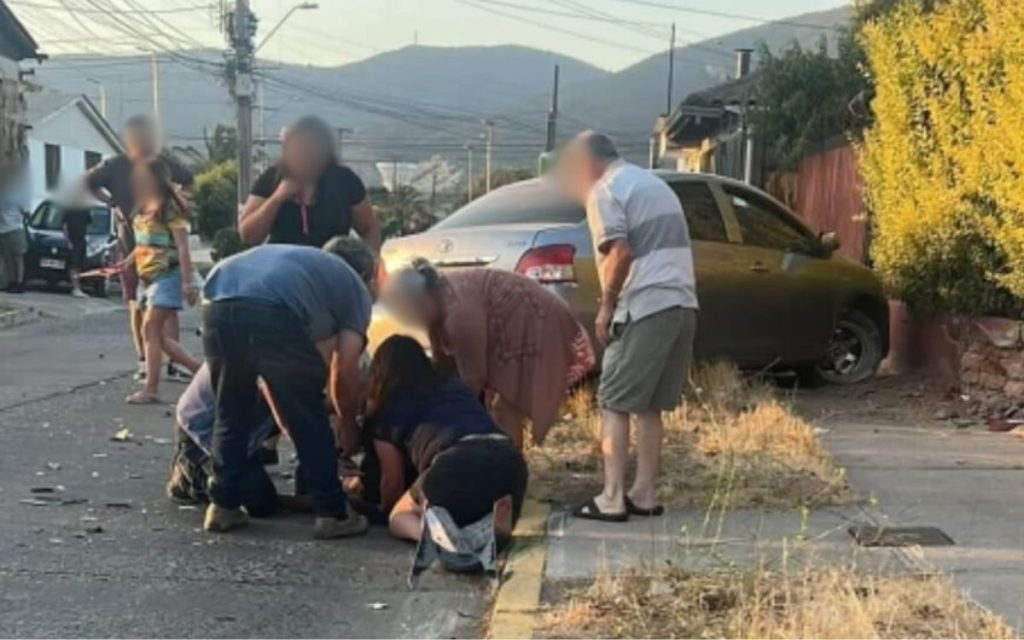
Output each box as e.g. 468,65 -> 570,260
528,362 -> 854,509
539,566 -> 1012,639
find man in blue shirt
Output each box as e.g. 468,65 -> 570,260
200,236 -> 376,539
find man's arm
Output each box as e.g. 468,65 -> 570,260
327,329 -> 365,455
595,239 -> 634,346
351,197 -> 381,253
84,161 -> 113,206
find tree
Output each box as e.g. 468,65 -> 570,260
193,160 -> 238,241
859,0 -> 1024,315
376,185 -> 436,239
751,35 -> 866,169
203,125 -> 238,166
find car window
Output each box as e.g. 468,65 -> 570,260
30,204 -> 111,235
432,180 -> 584,231
724,186 -> 816,254
668,181 -> 728,242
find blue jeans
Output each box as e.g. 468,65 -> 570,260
202,299 -> 347,517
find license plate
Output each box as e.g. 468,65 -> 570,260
40,258 -> 65,270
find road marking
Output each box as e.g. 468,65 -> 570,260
488,499 -> 550,639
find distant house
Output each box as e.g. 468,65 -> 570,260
655,50 -> 762,185
0,0 -> 43,168
24,91 -> 122,207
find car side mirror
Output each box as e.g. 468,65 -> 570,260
819,231 -> 840,256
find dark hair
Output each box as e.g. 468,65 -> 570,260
323,235 -> 375,286
409,256 -> 443,292
365,336 -> 442,420
137,157 -> 188,223
281,115 -> 337,167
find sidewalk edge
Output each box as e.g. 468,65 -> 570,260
487,499 -> 550,640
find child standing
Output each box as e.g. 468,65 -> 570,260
124,157 -> 201,404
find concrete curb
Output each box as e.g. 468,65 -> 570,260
0,306 -> 41,330
487,499 -> 551,639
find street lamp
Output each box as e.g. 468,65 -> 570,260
255,2 -> 319,54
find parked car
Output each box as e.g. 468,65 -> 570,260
24,198 -> 119,297
371,171 -> 889,385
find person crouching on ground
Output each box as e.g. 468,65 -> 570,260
381,260 -> 595,449
124,158 -> 202,404
558,131 -> 698,522
364,335 -> 529,542
200,236 -> 376,539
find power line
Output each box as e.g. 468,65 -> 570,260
8,0 -> 213,13
455,0 -> 656,55
606,0 -> 835,31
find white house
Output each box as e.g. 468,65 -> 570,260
24,91 -> 122,207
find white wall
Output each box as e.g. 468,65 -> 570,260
25,101 -> 119,208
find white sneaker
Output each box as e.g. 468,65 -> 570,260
165,362 -> 194,383
133,361 -> 147,381
70,287 -> 88,299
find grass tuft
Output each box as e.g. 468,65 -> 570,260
539,566 -> 1013,639
528,362 -> 854,509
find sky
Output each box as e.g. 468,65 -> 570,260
10,0 -> 846,72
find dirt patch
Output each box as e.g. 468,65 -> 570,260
529,363 -> 855,510
538,567 -> 1012,639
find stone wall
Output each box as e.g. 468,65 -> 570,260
955,316 -> 1024,415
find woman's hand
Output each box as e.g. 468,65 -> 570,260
272,178 -> 301,202
182,282 -> 199,306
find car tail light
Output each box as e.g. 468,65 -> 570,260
515,244 -> 577,284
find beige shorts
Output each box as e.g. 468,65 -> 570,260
597,307 -> 697,414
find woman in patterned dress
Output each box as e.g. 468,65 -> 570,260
381,258 -> 595,448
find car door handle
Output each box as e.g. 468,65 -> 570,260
749,262 -> 769,274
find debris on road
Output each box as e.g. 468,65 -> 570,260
104,501 -> 133,509
30,486 -> 56,494
367,602 -> 389,611
19,498 -> 50,507
111,428 -> 133,442
45,462 -> 61,471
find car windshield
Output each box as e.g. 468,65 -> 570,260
432,179 -> 584,231
31,205 -> 111,235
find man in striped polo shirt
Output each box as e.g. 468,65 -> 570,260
560,131 -> 698,522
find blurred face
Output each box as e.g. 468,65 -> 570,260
557,141 -> 601,204
282,129 -> 331,182
123,127 -> 157,160
131,164 -> 160,205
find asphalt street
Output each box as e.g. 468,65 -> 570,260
0,292 -> 487,638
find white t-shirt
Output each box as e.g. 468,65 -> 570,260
585,160 -> 698,324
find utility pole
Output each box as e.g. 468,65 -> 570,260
336,127 -> 353,162
255,80 -> 265,173
545,64 -> 560,152
225,0 -> 257,208
465,144 -> 474,201
482,119 -> 494,193
666,22 -> 676,116
151,53 -> 161,128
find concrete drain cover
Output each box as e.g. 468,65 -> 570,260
848,526 -> 955,547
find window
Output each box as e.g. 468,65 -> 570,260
724,186 -> 816,254
30,204 -> 110,235
432,180 -> 584,231
669,181 -> 729,242
44,144 -> 61,190
84,151 -> 102,170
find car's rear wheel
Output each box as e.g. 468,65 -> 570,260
800,309 -> 883,386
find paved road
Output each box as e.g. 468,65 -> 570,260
0,292 -> 487,638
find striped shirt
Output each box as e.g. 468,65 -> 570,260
585,160 -> 698,324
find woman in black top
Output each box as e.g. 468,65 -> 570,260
364,336 -> 528,541
239,115 -> 380,251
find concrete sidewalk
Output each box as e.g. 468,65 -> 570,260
822,418 -> 1024,629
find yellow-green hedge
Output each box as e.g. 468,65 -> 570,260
859,0 -> 1024,315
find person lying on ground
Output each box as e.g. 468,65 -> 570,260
381,260 -> 595,449
200,236 -> 377,539
167,363 -> 280,517
363,335 -> 529,542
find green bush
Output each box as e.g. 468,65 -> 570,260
210,228 -> 244,263
193,160 -> 238,241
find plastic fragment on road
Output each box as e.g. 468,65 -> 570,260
20,498 -> 49,507
367,602 -> 389,611
111,428 -> 133,442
